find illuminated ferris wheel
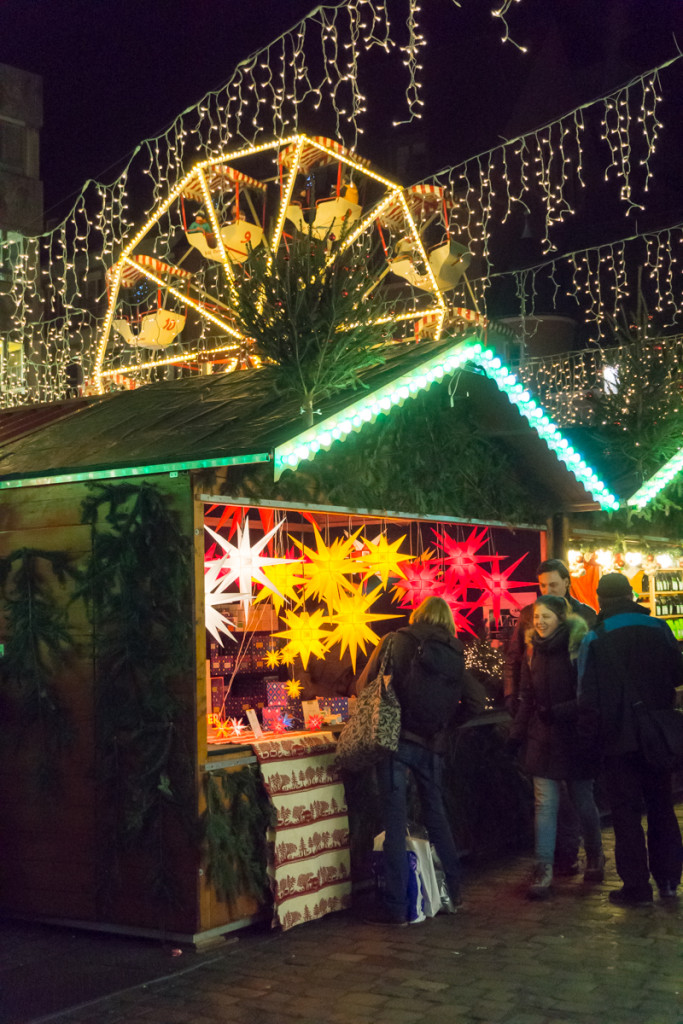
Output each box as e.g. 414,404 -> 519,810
95,135 -> 484,393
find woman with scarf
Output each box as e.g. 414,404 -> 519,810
510,594 -> 605,899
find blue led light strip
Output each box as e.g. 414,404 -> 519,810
273,338 -> 620,510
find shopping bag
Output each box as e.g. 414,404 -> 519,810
335,638 -> 400,772
373,831 -> 433,922
405,835 -> 441,918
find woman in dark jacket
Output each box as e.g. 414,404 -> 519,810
510,594 -> 604,899
356,595 -> 484,925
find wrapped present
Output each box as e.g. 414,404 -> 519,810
284,697 -> 304,728
317,696 -> 350,720
262,706 -> 285,731
267,680 -> 290,706
209,677 -> 225,715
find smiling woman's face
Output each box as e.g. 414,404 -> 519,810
533,605 -> 560,638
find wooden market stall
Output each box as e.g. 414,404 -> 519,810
0,334 -> 627,944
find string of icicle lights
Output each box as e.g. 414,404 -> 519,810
1,1 -> 682,411
1,0 -> 445,407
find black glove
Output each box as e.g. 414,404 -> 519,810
536,706 -> 554,725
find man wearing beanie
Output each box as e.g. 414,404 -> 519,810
577,572 -> 683,906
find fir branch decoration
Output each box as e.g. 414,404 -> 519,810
202,768 -> 273,905
79,481 -> 195,910
226,228 -> 392,426
0,548 -> 78,790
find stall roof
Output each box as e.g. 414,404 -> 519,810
0,334 -> 667,512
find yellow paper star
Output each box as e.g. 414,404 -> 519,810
252,559 -> 304,614
291,526 -> 362,612
280,649 -> 296,666
286,678 -> 303,698
274,607 -> 331,669
358,532 -> 414,589
265,650 -> 281,669
325,584 -> 400,672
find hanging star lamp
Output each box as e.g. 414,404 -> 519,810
307,713 -> 323,731
286,678 -> 303,699
439,583 -> 481,637
324,584 -> 400,672
265,650 -> 281,669
391,552 -> 444,609
478,555 -> 537,626
274,607 -> 332,669
357,532 -> 413,589
252,558 -> 304,613
434,526 -> 498,587
205,520 -> 294,609
291,526 -> 362,612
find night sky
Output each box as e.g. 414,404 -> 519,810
2,0 -> 683,223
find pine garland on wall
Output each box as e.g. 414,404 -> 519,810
202,767 -> 273,906
0,548 -> 79,792
79,481 -> 196,910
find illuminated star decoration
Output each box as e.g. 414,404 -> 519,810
286,678 -> 303,699
272,716 -> 287,734
292,526 -> 362,612
274,607 -> 331,669
229,717 -> 247,737
391,551 -> 444,610
204,519 -> 293,611
325,585 -> 400,672
307,713 -> 323,731
434,526 -> 499,587
280,712 -> 294,730
358,532 -> 413,589
204,591 -> 240,646
479,555 -> 537,626
440,583 -> 480,638
265,650 -> 281,669
252,558 -> 305,613
280,649 -> 296,666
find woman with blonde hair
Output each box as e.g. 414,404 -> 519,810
509,594 -> 604,899
356,595 -> 484,925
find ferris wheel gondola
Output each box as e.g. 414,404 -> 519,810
107,255 -> 191,349
181,164 -> 267,264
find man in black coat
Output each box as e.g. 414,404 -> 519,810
577,572 -> 683,906
503,558 -> 597,873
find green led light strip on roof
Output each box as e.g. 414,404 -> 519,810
273,337 -> 621,511
0,452 -> 271,490
627,446 -> 683,510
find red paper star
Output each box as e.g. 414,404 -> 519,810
307,713 -> 323,731
434,526 -> 499,586
391,553 -> 444,610
439,583 -> 480,637
478,555 -> 536,626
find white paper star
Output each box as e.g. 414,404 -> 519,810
205,520 -> 294,610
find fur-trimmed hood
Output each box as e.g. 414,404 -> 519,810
524,614 -> 588,661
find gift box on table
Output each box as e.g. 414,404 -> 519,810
209,677 -> 225,715
262,706 -> 285,730
284,698 -> 304,728
318,696 -> 350,720
267,680 -> 290,706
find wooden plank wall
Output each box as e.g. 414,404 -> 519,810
0,475 -> 204,934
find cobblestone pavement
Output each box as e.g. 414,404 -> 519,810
2,805 -> 682,1024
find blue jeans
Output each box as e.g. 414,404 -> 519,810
533,776 -> 603,865
376,739 -> 461,919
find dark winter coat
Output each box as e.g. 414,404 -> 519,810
355,623 -> 484,741
503,595 -> 596,705
510,615 -> 594,779
577,600 -> 683,757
